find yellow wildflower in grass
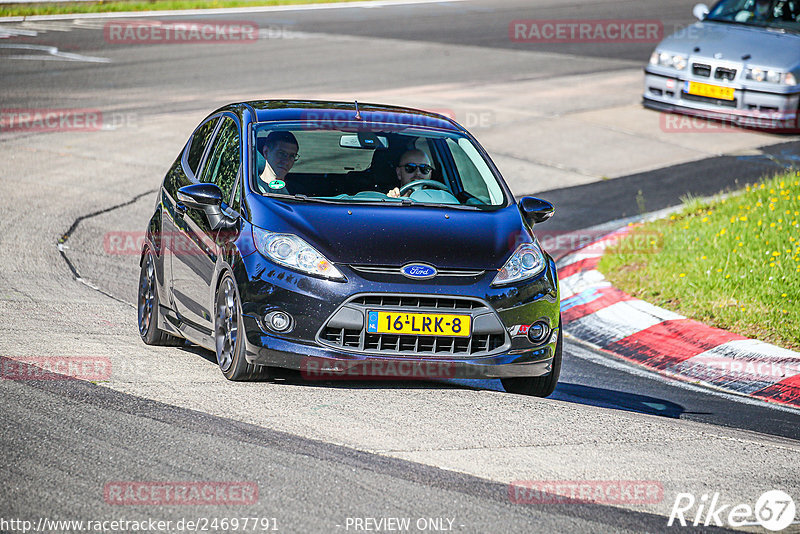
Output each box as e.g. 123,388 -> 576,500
599,171 -> 800,350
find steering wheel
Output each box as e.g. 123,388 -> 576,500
398,179 -> 449,195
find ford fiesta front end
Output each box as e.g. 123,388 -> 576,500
138,100 -> 562,396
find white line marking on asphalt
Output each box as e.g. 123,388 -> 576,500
0,26 -> 38,36
21,20 -> 75,31
0,43 -> 110,62
0,0 -> 466,22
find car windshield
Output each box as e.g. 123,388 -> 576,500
706,0 -> 800,31
250,122 -> 508,208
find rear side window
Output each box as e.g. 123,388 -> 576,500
185,118 -> 219,176
200,116 -> 240,203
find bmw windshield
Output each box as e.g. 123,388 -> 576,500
706,0 -> 800,32
250,122 -> 509,208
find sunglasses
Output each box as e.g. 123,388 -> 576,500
400,163 -> 434,175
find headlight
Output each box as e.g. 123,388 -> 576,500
491,243 -> 546,287
745,68 -> 796,85
650,51 -> 688,70
252,227 -> 345,281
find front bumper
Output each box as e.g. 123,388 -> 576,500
643,69 -> 800,131
237,254 -> 560,379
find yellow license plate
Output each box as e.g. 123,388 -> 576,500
367,311 -> 471,337
684,81 -> 735,101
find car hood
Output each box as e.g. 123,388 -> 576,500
660,22 -> 800,68
248,198 -> 529,270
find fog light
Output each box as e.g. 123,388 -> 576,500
265,311 -> 292,332
527,321 -> 550,344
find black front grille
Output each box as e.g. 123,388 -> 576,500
321,328 -> 505,356
318,294 -> 509,357
692,63 -> 711,77
351,295 -> 481,311
715,67 -> 737,81
349,265 -> 485,277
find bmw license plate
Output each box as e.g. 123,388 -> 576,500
367,311 -> 471,337
683,81 -> 735,101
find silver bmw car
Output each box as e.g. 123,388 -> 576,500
643,0 -> 800,130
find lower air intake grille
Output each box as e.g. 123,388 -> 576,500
317,294 -> 509,357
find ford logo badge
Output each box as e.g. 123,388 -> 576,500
401,263 -> 437,280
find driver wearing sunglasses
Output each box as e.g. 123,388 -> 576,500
387,149 -> 436,198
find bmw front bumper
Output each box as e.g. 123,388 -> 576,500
643,68 -> 800,131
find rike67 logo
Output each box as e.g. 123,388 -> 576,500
669,490 -> 796,531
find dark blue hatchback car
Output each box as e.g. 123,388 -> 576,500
137,100 -> 562,396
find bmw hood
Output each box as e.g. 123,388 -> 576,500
250,199 -> 529,270
660,22 -> 800,69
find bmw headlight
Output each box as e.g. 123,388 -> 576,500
650,51 -> 688,70
745,68 -> 797,85
491,243 -> 546,287
252,227 -> 345,281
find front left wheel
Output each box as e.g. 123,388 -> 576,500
138,249 -> 183,346
215,273 -> 270,381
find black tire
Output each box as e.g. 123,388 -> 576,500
501,318 -> 562,397
214,273 -> 270,381
138,249 -> 183,346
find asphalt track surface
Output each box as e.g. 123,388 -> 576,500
1,0 -> 800,532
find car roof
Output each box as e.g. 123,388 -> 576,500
240,99 -> 463,132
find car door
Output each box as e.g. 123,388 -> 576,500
161,115 -> 219,322
171,115 -> 241,330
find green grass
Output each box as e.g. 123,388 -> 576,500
598,171 -> 800,350
1,0 -> 374,17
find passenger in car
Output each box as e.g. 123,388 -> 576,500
738,0 -> 776,21
257,131 -> 299,192
386,149 -> 436,198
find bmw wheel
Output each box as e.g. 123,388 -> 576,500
215,273 -> 269,381
138,248 -> 183,346
501,317 -> 562,397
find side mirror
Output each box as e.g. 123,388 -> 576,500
519,196 -> 555,226
177,183 -> 237,230
693,3 -> 709,20
177,183 -> 222,209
